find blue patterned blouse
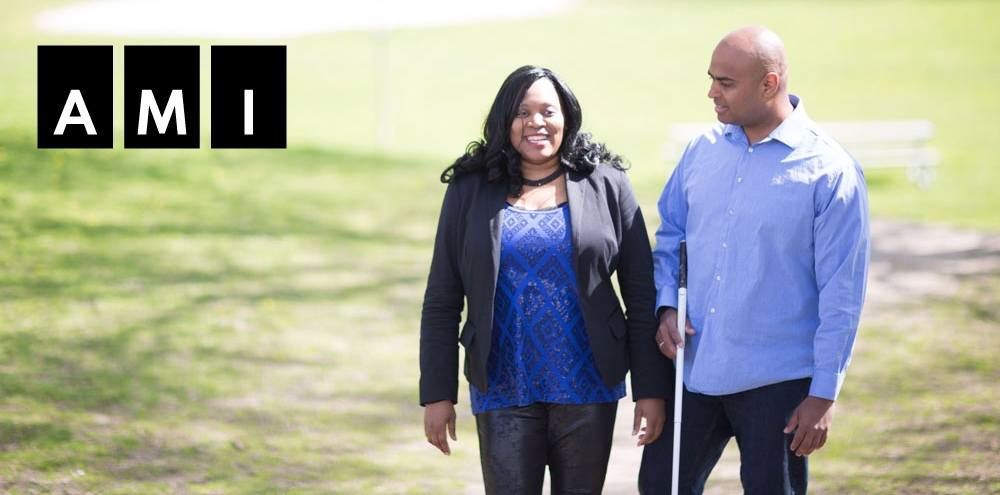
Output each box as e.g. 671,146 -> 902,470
470,203 -> 626,414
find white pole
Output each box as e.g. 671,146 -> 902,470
671,240 -> 687,495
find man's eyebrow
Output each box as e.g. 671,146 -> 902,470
708,71 -> 734,82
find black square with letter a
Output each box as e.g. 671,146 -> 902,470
37,45 -> 113,149
125,45 -> 200,149
211,46 -> 286,149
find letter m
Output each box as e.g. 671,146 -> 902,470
138,89 -> 187,135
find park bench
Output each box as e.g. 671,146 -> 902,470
662,119 -> 939,188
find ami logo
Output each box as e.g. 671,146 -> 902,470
37,45 -> 286,149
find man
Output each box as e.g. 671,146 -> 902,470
638,25 -> 870,494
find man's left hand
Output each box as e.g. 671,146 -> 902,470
783,395 -> 835,456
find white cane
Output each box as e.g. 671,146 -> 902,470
671,240 -> 687,495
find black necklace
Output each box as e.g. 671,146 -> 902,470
522,167 -> 564,187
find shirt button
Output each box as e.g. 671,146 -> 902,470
729,209 -> 735,215
737,177 -> 743,183
716,276 -> 722,281
722,242 -> 728,248
748,147 -> 754,153
710,308 -> 716,314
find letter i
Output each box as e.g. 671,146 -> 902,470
244,90 -> 253,135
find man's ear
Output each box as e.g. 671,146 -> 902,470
762,72 -> 780,97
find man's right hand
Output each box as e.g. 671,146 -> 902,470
656,307 -> 696,360
424,400 -> 457,456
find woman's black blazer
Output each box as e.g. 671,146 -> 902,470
419,163 -> 672,406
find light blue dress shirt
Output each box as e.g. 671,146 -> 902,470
653,95 -> 870,401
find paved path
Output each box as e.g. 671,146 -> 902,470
34,0 -> 575,38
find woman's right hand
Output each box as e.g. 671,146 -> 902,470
424,400 -> 457,455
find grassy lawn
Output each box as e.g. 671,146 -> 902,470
817,276 -> 1000,494
1,139 -> 452,493
1,0 -> 998,493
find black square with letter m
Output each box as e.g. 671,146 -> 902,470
124,45 -> 200,149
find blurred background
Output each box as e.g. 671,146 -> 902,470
1,0 -> 997,493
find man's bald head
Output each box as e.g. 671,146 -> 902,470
717,25 -> 789,91
707,25 -> 794,143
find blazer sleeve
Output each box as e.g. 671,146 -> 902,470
614,171 -> 673,400
419,181 -> 466,406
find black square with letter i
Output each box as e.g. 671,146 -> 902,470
210,45 -> 286,149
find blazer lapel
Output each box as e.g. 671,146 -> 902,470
565,170 -> 586,275
487,182 -> 507,283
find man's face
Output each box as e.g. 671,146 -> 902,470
707,43 -> 767,128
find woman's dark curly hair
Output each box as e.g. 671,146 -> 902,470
440,65 -> 629,197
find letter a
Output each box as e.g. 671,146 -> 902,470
138,89 -> 187,135
54,89 -> 98,135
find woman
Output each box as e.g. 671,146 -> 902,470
420,65 -> 670,494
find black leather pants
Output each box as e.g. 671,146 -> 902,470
475,401 -> 618,495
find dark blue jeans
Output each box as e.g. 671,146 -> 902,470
638,378 -> 811,495
476,401 -> 618,495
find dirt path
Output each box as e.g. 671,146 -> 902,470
461,217 -> 1000,494
467,219 -> 1000,495
601,217 -> 1000,494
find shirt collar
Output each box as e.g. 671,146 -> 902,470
723,94 -> 811,147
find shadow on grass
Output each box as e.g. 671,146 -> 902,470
0,420 -> 73,448
832,263 -> 1000,492
0,130 -> 441,489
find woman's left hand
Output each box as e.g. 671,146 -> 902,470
424,400 -> 457,455
633,398 -> 666,446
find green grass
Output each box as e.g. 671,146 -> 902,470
816,277 -> 1000,493
1,136 -> 455,493
1,0 -> 998,492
